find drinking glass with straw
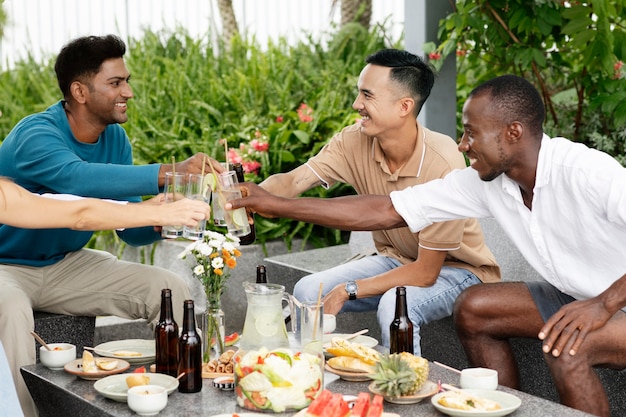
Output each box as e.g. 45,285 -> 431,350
161,157 -> 186,238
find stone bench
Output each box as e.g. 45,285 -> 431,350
33,312 -> 94,360
264,219 -> 626,417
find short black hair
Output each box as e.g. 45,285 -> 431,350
365,49 -> 435,116
470,75 -> 545,138
54,34 -> 127,98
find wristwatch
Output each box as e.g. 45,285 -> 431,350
345,281 -> 358,300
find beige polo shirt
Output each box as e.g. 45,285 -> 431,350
306,122 -> 500,283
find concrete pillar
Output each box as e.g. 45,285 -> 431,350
404,0 -> 457,140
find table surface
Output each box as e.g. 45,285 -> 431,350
21,359 -> 594,417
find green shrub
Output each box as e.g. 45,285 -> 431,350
0,24 -> 401,250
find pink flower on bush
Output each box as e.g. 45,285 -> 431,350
614,61 -> 624,80
228,148 -> 243,164
250,139 -> 269,152
275,115 -> 284,123
297,103 -> 313,123
243,161 -> 262,174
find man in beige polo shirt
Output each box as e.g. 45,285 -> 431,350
260,49 -> 500,355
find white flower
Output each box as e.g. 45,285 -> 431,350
193,264 -> 205,276
211,257 -> 225,269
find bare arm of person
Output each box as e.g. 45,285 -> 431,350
228,182 -> 406,230
260,165 -> 323,198
0,179 -> 210,231
322,249 -> 448,315
157,153 -> 225,187
539,272 -> 626,357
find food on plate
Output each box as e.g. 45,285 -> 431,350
81,350 -> 98,373
112,350 -> 143,357
326,338 -> 379,365
437,391 -> 501,411
306,390 -> 384,417
126,373 -> 151,388
327,356 -> 376,373
96,359 -> 119,371
234,347 -> 323,413
80,350 -> 122,372
370,352 -> 429,397
304,390 -> 350,417
133,366 -> 147,373
204,349 -> 236,374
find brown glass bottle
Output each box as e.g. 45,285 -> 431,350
256,264 -> 268,284
233,163 -> 256,245
155,289 -> 179,377
389,286 -> 414,354
178,299 -> 202,393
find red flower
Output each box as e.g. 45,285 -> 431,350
297,103 -> 313,123
243,161 -> 261,174
456,50 -> 467,57
428,52 -> 441,61
275,115 -> 283,123
228,148 -> 243,164
250,139 -> 269,152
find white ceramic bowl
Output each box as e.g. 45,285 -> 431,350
39,343 -> 76,370
127,385 -> 168,416
323,314 -> 336,334
459,367 -> 498,390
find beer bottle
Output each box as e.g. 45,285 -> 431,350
233,163 -> 256,245
256,264 -> 268,284
155,289 -> 179,377
178,300 -> 202,393
389,286 -> 414,354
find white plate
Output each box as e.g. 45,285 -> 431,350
431,389 -> 522,417
325,363 -> 372,382
64,358 -> 130,380
323,334 -> 379,358
293,409 -> 400,417
369,380 -> 438,404
94,372 -> 178,402
94,339 -> 155,364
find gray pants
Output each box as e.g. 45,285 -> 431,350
0,249 -> 191,417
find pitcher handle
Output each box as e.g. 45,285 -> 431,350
282,293 -> 297,333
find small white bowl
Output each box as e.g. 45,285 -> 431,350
323,314 -> 336,334
127,385 -> 168,416
460,367 -> 498,390
39,343 -> 76,370
212,375 -> 235,391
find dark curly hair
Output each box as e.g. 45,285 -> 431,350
54,34 -> 127,98
469,75 -> 545,138
365,49 -> 435,117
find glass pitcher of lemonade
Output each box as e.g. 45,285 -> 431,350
234,282 -> 323,413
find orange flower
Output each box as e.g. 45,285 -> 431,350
214,268 -> 223,276
226,258 -> 237,268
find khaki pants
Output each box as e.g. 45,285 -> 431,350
0,249 -> 191,417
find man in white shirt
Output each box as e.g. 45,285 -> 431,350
228,74 -> 626,417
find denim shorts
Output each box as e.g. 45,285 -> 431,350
525,281 -> 576,322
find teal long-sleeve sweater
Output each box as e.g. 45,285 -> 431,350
0,101 -> 162,266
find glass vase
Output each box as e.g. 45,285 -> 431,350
202,296 -> 225,364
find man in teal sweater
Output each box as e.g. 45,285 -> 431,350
0,34 -> 221,417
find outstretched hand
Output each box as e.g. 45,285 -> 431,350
225,182 -> 280,219
538,296 -> 613,357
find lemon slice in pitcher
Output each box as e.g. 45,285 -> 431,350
255,314 -> 279,337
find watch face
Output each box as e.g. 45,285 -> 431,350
346,282 -> 357,293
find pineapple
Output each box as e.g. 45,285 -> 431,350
370,353 -> 429,398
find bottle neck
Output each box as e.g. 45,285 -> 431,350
394,288 -> 408,319
181,301 -> 196,332
256,265 -> 267,283
160,291 -> 174,322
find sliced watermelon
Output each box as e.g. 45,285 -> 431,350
366,394 -> 384,417
320,393 -> 350,417
225,331 -> 240,346
350,392 -> 371,417
306,389 -> 333,416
